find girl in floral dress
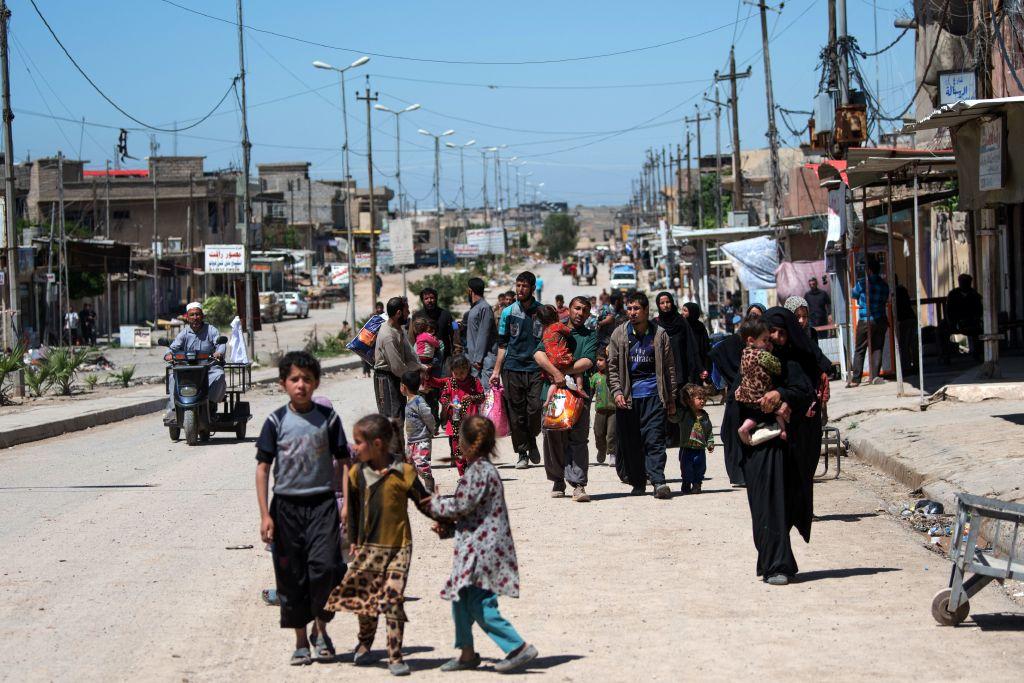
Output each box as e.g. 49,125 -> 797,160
429,415 -> 538,674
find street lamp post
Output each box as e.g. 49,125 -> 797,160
418,127 -> 455,274
313,55 -> 368,336
445,139 -> 475,240
374,102 -> 420,216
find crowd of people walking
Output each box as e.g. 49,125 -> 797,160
254,266 -> 841,672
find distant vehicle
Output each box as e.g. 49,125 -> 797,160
415,248 -> 457,268
609,267 -> 638,293
281,291 -> 309,318
258,292 -> 284,323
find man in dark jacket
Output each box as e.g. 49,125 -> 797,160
417,287 -> 454,370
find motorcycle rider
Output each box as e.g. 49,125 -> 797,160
163,302 -> 226,424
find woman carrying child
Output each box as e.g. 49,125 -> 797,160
430,415 -> 539,673
325,415 -> 434,676
733,317 -> 789,446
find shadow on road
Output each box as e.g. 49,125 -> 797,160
0,483 -> 158,490
968,613 -> 1024,631
795,567 -> 901,583
815,512 -> 879,522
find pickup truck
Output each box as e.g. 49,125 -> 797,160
609,265 -> 638,293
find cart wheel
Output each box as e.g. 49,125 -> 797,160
931,588 -> 970,626
168,426 -> 180,441
200,430 -> 211,443
235,422 -> 247,440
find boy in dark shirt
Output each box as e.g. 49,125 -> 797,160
256,351 -> 349,665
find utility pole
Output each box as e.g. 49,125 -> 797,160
187,172 -> 195,302
1,0 -> 20,381
686,107 -> 710,230
675,144 -> 683,225
684,133 -> 693,225
836,0 -> 850,105
704,89 -> 727,229
715,47 -> 751,224
748,0 -> 784,223
236,0 -> 254,354
150,135 -> 159,325
356,78 -> 380,293
481,150 -> 489,224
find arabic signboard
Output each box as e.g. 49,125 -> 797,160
389,218 -> 416,266
454,244 -> 480,258
938,70 -> 977,106
466,227 -> 506,255
328,263 -> 349,286
355,252 -> 371,269
979,118 -> 1004,192
204,244 -> 246,274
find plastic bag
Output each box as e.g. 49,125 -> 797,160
228,316 -> 249,364
483,384 -> 510,438
346,314 -> 386,365
543,387 -> 584,431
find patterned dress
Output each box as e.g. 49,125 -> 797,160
429,458 -> 520,602
326,461 -> 431,622
439,375 -> 485,475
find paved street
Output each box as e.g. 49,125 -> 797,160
1,262 -> 1023,681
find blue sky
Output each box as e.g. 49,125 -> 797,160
8,0 -> 915,206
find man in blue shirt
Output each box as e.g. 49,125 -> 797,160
491,271 -> 544,469
848,257 -> 890,386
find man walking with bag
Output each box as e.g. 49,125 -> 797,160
535,296 -> 596,502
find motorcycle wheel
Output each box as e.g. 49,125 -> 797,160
183,410 -> 199,446
168,425 -> 180,441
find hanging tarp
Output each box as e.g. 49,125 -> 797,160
720,236 -> 779,290
775,260 -> 827,302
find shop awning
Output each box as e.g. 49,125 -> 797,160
846,155 -> 957,189
901,96 -> 1024,132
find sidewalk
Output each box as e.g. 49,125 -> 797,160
830,374 -> 1024,513
0,355 -> 363,450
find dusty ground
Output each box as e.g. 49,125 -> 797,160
2,263 -> 1023,681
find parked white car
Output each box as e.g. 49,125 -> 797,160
281,291 -> 309,318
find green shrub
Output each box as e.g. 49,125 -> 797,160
24,365 -> 52,398
409,272 -> 475,310
84,374 -> 99,391
46,346 -> 92,396
0,343 -> 25,405
111,365 -> 136,389
202,295 -> 237,329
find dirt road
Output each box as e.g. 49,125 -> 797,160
2,263 -> 1022,681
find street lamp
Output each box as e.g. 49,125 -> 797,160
374,102 -> 420,216
313,55 -> 369,336
445,139 -> 475,234
418,128 -> 455,273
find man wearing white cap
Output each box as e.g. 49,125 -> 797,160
163,302 -> 227,423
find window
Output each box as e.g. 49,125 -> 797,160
112,209 -> 130,220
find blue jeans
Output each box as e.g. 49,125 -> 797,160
452,586 -> 524,654
680,447 -> 707,484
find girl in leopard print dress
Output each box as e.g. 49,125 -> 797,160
325,414 -> 433,676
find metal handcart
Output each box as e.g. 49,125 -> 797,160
931,493 -> 1024,626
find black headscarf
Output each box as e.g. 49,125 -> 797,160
655,291 -> 703,382
764,307 -> 818,378
683,302 -> 711,368
654,291 -> 685,336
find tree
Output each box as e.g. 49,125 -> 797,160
541,213 -> 578,260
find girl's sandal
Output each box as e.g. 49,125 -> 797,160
290,648 -> 313,666
313,634 -> 336,662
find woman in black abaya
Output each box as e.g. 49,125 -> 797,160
682,302 -> 712,373
739,307 -> 817,585
708,303 -> 765,486
655,292 -> 704,448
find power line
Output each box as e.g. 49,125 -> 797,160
29,0 -> 238,133
368,73 -> 713,91
158,0 -> 754,66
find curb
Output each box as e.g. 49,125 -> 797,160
0,356 -> 364,451
845,431 -> 959,515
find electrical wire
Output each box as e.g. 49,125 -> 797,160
860,26 -> 909,56
991,0 -> 1024,92
368,73 -> 713,91
29,0 -> 238,133
157,0 -> 754,66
